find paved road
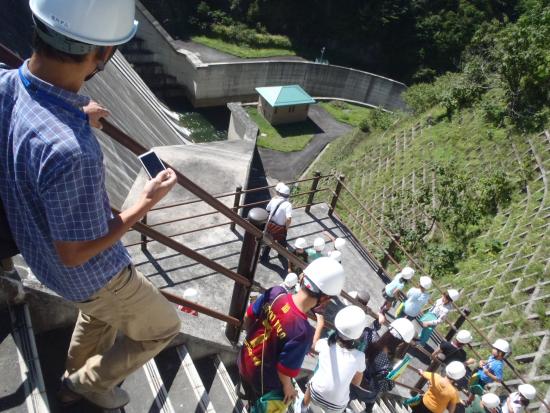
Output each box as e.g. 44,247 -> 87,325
173,39 -> 307,64
258,105 -> 353,182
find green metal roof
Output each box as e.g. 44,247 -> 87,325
255,85 -> 316,107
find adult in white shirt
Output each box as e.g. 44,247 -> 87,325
260,182 -> 292,262
303,307 -> 366,413
501,384 -> 537,413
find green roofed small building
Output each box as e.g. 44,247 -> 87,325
255,85 -> 316,125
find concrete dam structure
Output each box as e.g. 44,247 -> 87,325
134,2 -> 408,110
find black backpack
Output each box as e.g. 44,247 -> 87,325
0,198 -> 19,260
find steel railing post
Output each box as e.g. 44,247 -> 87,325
225,208 -> 268,344
140,214 -> 147,252
230,185 -> 243,231
305,171 -> 321,213
329,174 -> 345,216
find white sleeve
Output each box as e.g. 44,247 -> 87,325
266,199 -> 273,212
285,202 -> 292,218
314,338 -> 329,353
356,351 -> 366,372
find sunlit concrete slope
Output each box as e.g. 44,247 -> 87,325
0,0 -> 190,207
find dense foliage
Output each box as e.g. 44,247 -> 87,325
142,0 -> 521,82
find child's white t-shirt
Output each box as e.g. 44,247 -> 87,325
310,338 -> 366,408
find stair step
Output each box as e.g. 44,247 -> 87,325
122,50 -> 157,64
0,305 -> 49,413
155,345 -> 216,413
132,62 -> 164,76
194,355 -> 247,413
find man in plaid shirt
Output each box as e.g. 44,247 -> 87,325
0,0 -> 180,409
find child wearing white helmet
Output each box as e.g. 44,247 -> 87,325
351,316 -> 416,410
288,237 -> 308,275
238,257 -> 345,407
411,361 -> 465,413
433,330 -> 474,365
380,266 -> 415,313
260,182 -> 292,262
396,276 -> 432,319
302,306 -> 366,413
465,392 -> 501,413
501,384 -> 536,413
306,237 -> 326,263
418,288 -> 460,344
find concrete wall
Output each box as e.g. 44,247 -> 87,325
259,98 -> 310,125
227,102 -> 259,141
135,2 -> 408,111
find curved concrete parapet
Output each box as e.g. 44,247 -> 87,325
135,2 -> 407,110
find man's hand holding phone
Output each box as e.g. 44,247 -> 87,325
140,169 -> 177,209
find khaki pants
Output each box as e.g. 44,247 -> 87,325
66,265 -> 181,392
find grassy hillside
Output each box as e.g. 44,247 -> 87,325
307,106 -> 549,400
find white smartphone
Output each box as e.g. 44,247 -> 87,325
138,150 -> 167,179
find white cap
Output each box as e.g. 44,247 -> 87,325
456,330 -> 473,344
447,289 -> 460,301
518,384 -> 536,400
445,361 -> 466,380
389,318 -> 416,343
294,237 -> 307,249
334,306 -> 367,340
313,237 -> 326,251
183,288 -> 198,300
492,338 -> 510,354
419,276 -> 432,289
30,0 -> 138,47
399,266 -> 415,280
275,182 -> 290,196
334,238 -> 346,250
284,273 -> 298,288
481,393 -> 500,408
303,257 -> 345,296
329,250 -> 342,262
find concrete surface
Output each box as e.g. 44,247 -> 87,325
227,102 -> 259,141
258,104 -> 353,181
135,1 -> 408,110
173,39 -> 307,64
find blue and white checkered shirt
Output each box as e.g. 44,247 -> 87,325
0,60 -> 130,302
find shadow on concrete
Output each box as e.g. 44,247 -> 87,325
274,117 -> 324,138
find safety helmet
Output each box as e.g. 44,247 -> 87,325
313,237 -> 326,251
303,257 -> 345,296
275,182 -> 290,196
456,330 -> 473,344
334,306 -> 367,340
492,338 -> 510,354
30,0 -> 138,48
329,250 -> 342,262
294,237 -> 307,249
284,273 -> 298,288
399,266 -> 415,280
447,289 -> 460,302
345,290 -> 370,306
389,318 -> 416,343
445,361 -> 466,380
518,384 -> 536,400
334,238 -> 346,250
419,276 -> 432,289
481,393 -> 500,408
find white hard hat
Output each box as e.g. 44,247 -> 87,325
447,289 -> 460,302
284,273 -> 298,288
329,250 -> 342,262
313,237 -> 326,251
334,238 -> 346,250
334,306 -> 367,340
399,266 -> 415,280
276,182 -> 290,196
456,330 -> 473,344
492,338 -> 510,354
389,318 -> 416,343
481,393 -> 500,408
294,237 -> 307,249
303,257 -> 345,296
518,384 -> 536,400
445,361 -> 466,380
30,0 -> 138,47
419,276 -> 432,289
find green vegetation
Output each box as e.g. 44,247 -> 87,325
246,107 -> 314,152
319,101 -> 373,127
191,35 -> 295,58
